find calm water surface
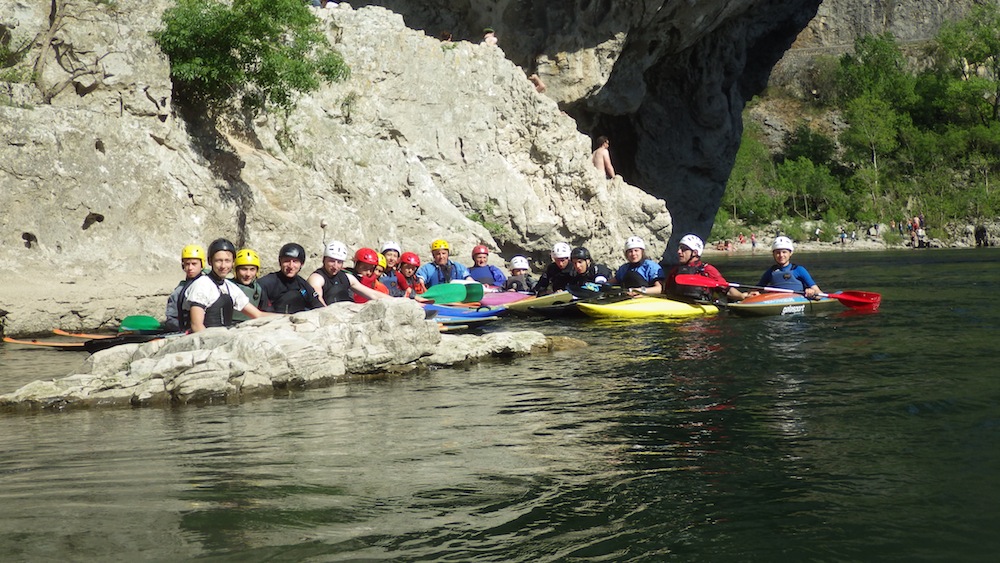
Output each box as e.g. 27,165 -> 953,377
1,249 -> 998,561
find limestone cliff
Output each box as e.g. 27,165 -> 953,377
0,1 -> 670,289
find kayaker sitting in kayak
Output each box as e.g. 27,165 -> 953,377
664,233 -> 745,303
612,236 -> 664,295
535,242 -> 574,295
567,246 -> 613,293
164,244 -> 206,332
184,238 -> 272,332
747,236 -> 823,299
416,239 -> 475,288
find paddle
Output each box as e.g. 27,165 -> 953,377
674,274 -> 881,310
120,315 -> 163,333
421,283 -> 473,304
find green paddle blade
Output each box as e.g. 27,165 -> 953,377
464,283 -> 485,302
421,284 -> 469,304
120,315 -> 162,332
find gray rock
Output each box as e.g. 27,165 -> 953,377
0,298 -> 568,411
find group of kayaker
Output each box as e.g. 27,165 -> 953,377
164,232 -> 822,333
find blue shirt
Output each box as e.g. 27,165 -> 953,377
416,260 -> 472,287
757,263 -> 817,291
615,259 -> 664,286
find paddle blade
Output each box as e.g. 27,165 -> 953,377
420,284 -> 468,304
120,315 -> 162,332
832,290 -> 882,311
674,274 -> 728,289
464,283 -> 485,302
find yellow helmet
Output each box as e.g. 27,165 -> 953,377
181,244 -> 206,267
235,248 -> 261,269
430,239 -> 450,252
377,252 -> 387,269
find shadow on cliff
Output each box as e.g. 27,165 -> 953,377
175,103 -> 256,248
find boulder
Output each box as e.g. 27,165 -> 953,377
0,299 -> 574,411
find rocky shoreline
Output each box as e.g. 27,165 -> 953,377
0,299 -> 587,412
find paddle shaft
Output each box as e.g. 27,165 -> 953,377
673,274 -> 880,309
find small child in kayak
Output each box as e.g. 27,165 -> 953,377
503,255 -> 535,292
232,248 -> 271,323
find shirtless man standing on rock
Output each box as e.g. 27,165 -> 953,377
592,135 -> 615,179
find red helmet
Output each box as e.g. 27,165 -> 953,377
354,247 -> 379,266
471,244 -> 489,258
400,251 -> 421,267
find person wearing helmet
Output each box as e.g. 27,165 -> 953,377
534,242 -> 574,295
306,243 -> 389,306
259,242 -> 323,314
751,236 -> 823,298
232,248 -> 271,323
502,255 -> 536,292
164,244 -> 207,331
379,241 -> 405,296
613,236 -> 664,295
183,238 -> 270,332
396,251 -> 428,299
415,239 -> 474,288
567,246 -> 613,293
665,233 -> 744,302
346,247 -> 393,303
468,244 -> 507,286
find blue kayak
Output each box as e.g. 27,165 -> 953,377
423,304 -> 507,319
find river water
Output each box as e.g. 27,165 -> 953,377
1,249 -> 998,561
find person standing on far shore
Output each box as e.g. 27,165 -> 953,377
592,136 -> 615,179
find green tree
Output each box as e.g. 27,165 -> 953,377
154,0 -> 349,116
723,121 -> 782,224
773,157 -> 840,219
934,3 -> 1000,124
837,33 -> 917,109
841,94 -> 909,212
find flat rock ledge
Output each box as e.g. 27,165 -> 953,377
0,299 -> 585,412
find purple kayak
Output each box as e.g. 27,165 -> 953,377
479,291 -> 534,307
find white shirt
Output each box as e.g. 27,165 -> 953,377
183,276 -> 250,312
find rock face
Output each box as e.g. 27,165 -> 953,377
1,0 -> 675,336
0,298 -> 559,411
351,0 -> 824,248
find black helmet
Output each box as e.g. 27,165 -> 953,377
279,242 -> 306,262
207,238 -> 236,258
570,246 -> 591,260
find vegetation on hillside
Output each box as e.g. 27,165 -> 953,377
153,0 -> 349,117
722,3 -> 1000,235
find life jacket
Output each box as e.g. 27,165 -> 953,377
760,264 -> 805,291
174,273 -> 202,330
619,267 -> 648,289
260,273 -> 315,314
430,262 -> 458,285
469,265 -> 501,285
352,270 -> 387,303
503,274 -> 535,293
399,273 -> 426,298
202,274 -> 235,328
233,280 -> 264,323
313,267 -> 352,304
672,262 -> 711,301
381,269 -> 406,297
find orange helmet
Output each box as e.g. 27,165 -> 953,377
400,252 -> 421,267
354,247 -> 379,266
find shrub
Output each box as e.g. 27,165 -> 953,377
153,0 -> 349,116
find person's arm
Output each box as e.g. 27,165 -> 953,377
491,266 -> 506,285
189,305 -> 207,333
239,303 -> 270,318
306,273 -> 328,306
348,273 -> 390,301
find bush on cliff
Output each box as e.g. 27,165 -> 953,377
153,0 -> 349,116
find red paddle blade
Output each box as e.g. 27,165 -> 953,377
674,274 -> 727,289
832,290 -> 881,311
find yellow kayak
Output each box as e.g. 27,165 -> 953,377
505,291 -> 575,314
576,296 -> 719,319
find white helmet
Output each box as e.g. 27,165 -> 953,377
324,240 -> 348,261
510,255 -> 530,270
551,242 -> 571,259
678,234 -> 704,256
625,236 -> 645,250
772,236 -> 794,252
381,240 -> 401,254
